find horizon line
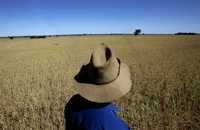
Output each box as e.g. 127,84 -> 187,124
0,32 -> 200,38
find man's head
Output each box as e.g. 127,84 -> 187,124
74,44 -> 132,103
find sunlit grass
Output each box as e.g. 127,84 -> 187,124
0,35 -> 200,130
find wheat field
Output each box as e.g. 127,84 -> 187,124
0,35 -> 200,130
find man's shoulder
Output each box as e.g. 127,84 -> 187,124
64,94 -> 129,130
65,94 -> 114,112
81,108 -> 129,130
64,94 -> 118,120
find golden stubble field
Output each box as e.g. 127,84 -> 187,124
0,35 -> 200,130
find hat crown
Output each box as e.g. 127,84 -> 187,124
91,46 -> 112,67
87,45 -> 120,84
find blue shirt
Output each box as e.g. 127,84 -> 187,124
64,94 -> 130,130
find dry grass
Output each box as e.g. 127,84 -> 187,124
0,35 -> 200,130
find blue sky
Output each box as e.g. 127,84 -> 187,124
0,0 -> 199,36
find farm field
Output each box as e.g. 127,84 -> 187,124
0,35 -> 200,130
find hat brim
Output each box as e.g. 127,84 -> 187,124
73,63 -> 132,103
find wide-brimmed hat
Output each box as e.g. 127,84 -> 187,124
74,44 -> 132,103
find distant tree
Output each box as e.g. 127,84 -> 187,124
8,36 -> 14,40
30,35 -> 46,39
134,29 -> 142,35
174,32 -> 197,35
